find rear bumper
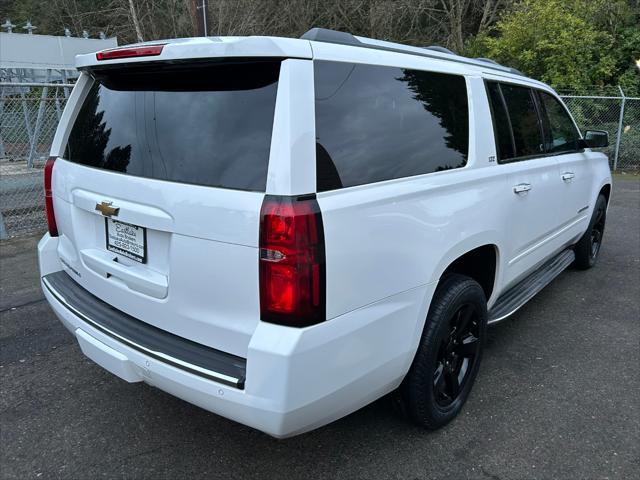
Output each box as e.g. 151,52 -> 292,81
42,271 -> 246,388
39,233 -> 434,437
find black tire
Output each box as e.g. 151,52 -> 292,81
398,274 -> 487,430
573,194 -> 607,270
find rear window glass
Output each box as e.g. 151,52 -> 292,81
65,60 -> 281,191
314,61 -> 469,191
486,82 -> 515,161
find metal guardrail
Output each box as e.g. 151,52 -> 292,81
0,81 -> 638,239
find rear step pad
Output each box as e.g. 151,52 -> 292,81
42,271 -> 246,388
488,249 -> 575,324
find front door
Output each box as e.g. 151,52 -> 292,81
537,91 -> 593,244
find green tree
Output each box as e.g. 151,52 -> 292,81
466,0 -> 638,89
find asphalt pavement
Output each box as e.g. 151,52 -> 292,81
1,178 -> 638,479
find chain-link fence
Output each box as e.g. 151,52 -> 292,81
560,88 -> 640,171
1,82 -> 72,238
1,82 -> 638,239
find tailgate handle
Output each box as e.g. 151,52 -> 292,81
80,249 -> 168,299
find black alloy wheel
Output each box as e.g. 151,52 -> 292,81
574,194 -> 607,269
398,274 -> 487,430
433,303 -> 481,407
590,201 -> 606,260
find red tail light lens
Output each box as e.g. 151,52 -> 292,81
44,156 -> 58,237
259,195 -> 326,327
96,44 -> 165,61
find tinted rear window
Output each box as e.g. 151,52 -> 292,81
65,60 -> 281,191
486,82 -> 515,161
314,61 -> 469,191
499,83 -> 542,159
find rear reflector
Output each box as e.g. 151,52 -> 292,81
259,195 -> 326,327
44,156 -> 58,237
96,44 -> 165,61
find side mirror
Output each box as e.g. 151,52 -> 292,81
583,130 -> 609,148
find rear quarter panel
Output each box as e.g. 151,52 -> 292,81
317,167 -> 507,320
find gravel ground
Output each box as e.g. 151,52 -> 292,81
1,178 -> 638,480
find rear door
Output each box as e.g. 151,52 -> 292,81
485,81 -> 564,287
51,59 -> 282,357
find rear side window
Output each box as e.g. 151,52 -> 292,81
486,82 -> 515,160
499,83 -> 543,159
314,61 -> 469,191
538,91 -> 580,153
65,60 -> 281,191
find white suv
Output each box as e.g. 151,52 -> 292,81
38,28 -> 612,438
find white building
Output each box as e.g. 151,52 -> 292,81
0,30 -> 118,82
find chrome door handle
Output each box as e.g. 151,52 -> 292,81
513,183 -> 532,194
562,172 -> 575,182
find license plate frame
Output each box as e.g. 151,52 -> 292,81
105,218 -> 147,263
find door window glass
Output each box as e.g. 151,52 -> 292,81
539,91 -> 581,153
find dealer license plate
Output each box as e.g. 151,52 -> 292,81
105,218 -> 147,263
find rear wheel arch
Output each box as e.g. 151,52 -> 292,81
439,244 -> 499,302
402,241 -> 500,378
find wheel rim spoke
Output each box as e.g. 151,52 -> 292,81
433,363 -> 445,392
456,305 -> 473,334
588,205 -> 606,259
444,368 -> 460,398
456,335 -> 479,357
591,228 -> 602,257
433,302 -> 481,407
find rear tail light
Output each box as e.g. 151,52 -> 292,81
96,44 -> 165,61
44,156 -> 58,237
259,195 -> 326,327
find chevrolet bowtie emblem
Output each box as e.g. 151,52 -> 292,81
95,201 -> 120,217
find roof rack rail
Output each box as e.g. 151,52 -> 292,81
300,27 -> 526,78
424,45 -> 456,55
475,57 -> 525,76
300,27 -> 363,46
475,57 -> 501,66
